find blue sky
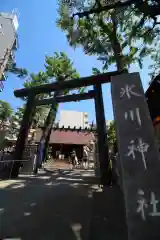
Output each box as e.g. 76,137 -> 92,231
0,0 -> 152,123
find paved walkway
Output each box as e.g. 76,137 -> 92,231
45,159 -> 71,169
0,168 -> 100,240
0,166 -> 127,240
46,159 -> 94,170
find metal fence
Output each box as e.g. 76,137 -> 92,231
0,144 -> 38,179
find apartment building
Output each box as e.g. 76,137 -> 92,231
59,110 -> 89,129
0,12 -> 18,91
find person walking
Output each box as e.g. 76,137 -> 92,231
70,149 -> 78,168
83,146 -> 89,169
33,137 -> 45,174
38,138 -> 45,167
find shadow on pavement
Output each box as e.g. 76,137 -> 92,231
0,169 -> 99,240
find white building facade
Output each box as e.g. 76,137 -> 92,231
106,120 -> 113,129
59,110 -> 89,129
0,12 -> 18,89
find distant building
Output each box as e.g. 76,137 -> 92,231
59,110 -> 89,129
0,12 -> 19,91
35,128 -> 95,160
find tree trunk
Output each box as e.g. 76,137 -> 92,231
43,126 -> 52,162
110,13 -> 126,72
39,99 -> 58,163
35,80 -> 66,171
98,14 -> 126,72
33,105 -> 57,174
41,102 -> 58,140
98,13 -> 127,185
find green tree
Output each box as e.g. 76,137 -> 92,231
40,52 -> 80,163
24,71 -> 49,88
0,100 -> 13,130
107,120 -> 116,149
2,48 -> 28,80
13,52 -> 80,176
1,106 -> 25,139
63,0 -> 160,32
5,58 -> 28,78
149,41 -> 160,79
14,107 -> 25,122
8,115 -> 20,138
23,70 -> 51,131
22,52 -> 80,149
9,105 -> 49,140
57,2 -> 155,73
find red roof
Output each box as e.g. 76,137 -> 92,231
35,129 -> 95,145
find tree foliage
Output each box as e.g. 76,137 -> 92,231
45,52 -> 80,80
12,51 -> 80,139
57,2 -> 156,72
61,0 -> 160,32
22,51 -> 80,129
39,52 -> 80,162
107,120 -> 116,148
149,40 -> 160,79
0,100 -> 13,130
24,71 -> 49,88
13,51 -> 81,170
5,55 -> 28,78
12,51 -> 80,145
8,105 -> 49,138
24,52 -> 80,93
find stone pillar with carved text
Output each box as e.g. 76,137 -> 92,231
111,72 -> 160,240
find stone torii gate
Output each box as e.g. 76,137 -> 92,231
13,70 -> 123,184
13,71 -> 160,239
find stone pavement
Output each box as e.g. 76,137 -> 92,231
0,168 -> 99,240
45,159 -> 94,170
0,168 -> 127,240
45,159 -> 71,169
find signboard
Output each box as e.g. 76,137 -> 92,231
111,72 -> 160,240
